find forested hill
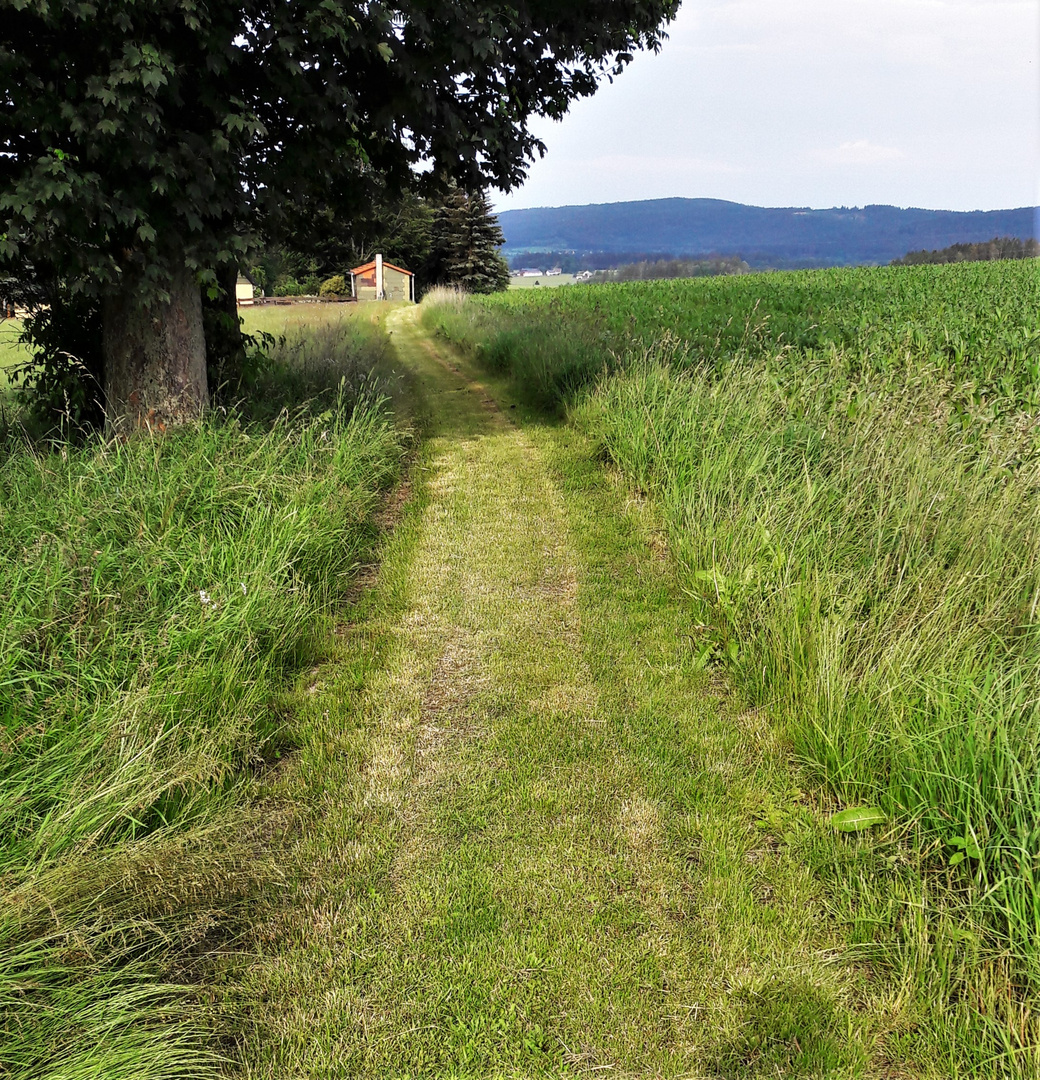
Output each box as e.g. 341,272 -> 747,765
497,198 -> 1039,269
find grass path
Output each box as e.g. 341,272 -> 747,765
236,307 -> 904,1078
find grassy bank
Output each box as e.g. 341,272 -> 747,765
0,307 -> 408,1078
422,267 -> 1040,1070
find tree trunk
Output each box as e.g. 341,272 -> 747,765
103,265 -> 208,435
202,262 -> 247,401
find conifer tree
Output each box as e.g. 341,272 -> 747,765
429,189 -> 511,294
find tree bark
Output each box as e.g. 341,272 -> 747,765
103,265 -> 208,435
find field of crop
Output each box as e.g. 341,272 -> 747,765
431,262 -> 1040,412
0,308 -> 407,1079
423,261 -> 1040,1069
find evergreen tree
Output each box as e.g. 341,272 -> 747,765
429,189 -> 511,294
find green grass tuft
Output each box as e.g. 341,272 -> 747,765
0,307 -> 408,1078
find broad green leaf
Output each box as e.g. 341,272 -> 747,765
830,806 -> 886,832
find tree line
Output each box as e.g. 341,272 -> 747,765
587,255 -> 749,283
254,187 -> 509,299
892,236 -> 1039,266
509,251 -> 697,274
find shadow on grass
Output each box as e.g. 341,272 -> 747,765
713,978 -> 848,1079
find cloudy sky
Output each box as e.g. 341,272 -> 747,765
494,0 -> 1039,213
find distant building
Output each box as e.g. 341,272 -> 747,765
516,268 -> 544,277
350,255 -> 415,302
546,266 -> 562,276
235,277 -> 255,305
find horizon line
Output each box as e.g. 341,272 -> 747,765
493,196 -> 1039,216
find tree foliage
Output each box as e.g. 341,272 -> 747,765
1,0 -> 678,302
589,255 -> 749,283
892,236 -> 1040,266
255,183 -> 435,295
0,0 -> 677,431
427,188 -> 510,294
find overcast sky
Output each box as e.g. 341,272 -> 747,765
493,0 -> 1039,213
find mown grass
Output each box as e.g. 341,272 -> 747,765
0,305 -> 408,1079
422,267 -> 1040,1073
232,308 -> 897,1078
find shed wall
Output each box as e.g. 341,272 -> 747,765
351,262 -> 414,302
383,267 -> 411,302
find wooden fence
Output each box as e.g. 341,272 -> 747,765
239,295 -> 355,307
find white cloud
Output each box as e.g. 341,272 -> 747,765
813,140 -> 905,166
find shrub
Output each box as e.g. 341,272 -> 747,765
273,277 -> 305,297
12,284 -> 105,437
319,274 -> 348,298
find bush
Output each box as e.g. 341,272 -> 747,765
319,274 -> 348,298
273,277 -> 305,297
12,284 -> 105,437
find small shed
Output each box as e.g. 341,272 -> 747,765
235,277 -> 255,306
350,255 -> 415,302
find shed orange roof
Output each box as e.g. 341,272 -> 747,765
350,259 -> 413,276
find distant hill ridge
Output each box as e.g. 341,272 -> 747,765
497,197 -> 1040,269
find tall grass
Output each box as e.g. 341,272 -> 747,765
578,354 -> 1040,958
421,285 -> 613,409
0,315 -> 406,1077
422,268 -> 1040,1059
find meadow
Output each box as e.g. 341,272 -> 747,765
507,272 -> 578,289
422,261 -> 1040,1065
0,317 -> 31,392
0,307 -> 408,1079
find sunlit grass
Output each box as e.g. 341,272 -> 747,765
240,298 -> 391,336
420,271 -> 1040,1073
0,317 -> 32,393
507,272 -> 577,289
0,309 -> 408,1078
